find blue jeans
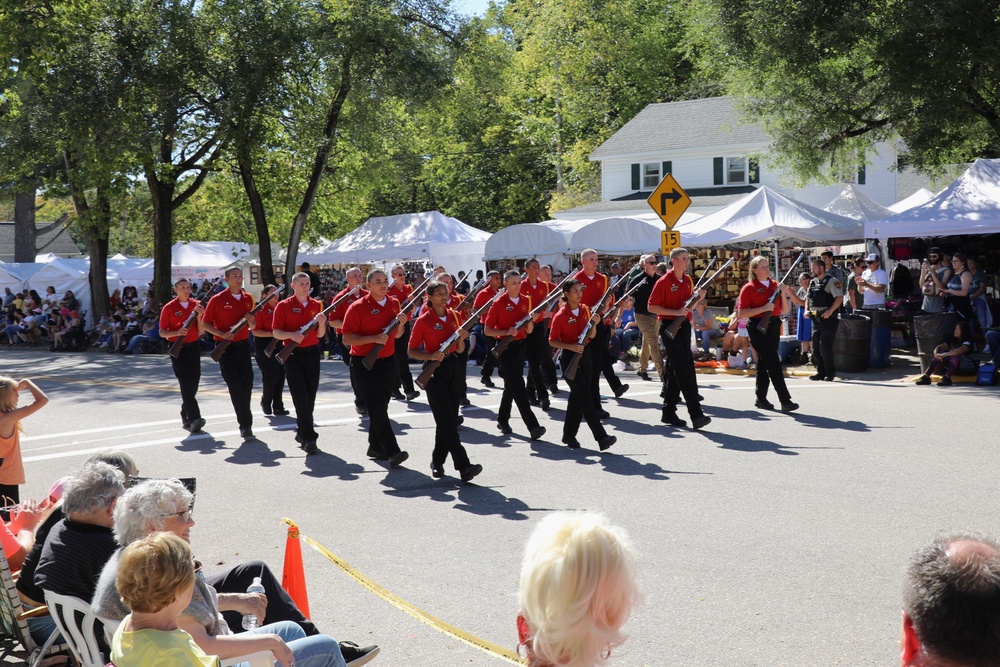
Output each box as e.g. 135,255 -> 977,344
249,621 -> 345,667
986,330 -> 1000,368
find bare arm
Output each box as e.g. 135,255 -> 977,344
1,380 -> 48,425
178,614 -> 288,667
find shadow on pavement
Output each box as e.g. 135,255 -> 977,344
176,432 -> 228,455
300,450 -> 371,481
379,467 -> 458,503
696,430 -> 803,456
225,439 -> 286,467
454,484 -> 554,521
528,440 -> 697,481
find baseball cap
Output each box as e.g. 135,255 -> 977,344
865,253 -> 879,262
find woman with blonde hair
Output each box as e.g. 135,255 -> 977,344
518,512 -> 639,667
0,376 -> 48,505
738,256 -> 797,412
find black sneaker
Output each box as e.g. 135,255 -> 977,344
405,390 -> 420,401
529,425 -> 546,441
389,451 -> 409,468
938,376 -> 953,386
339,641 -> 380,667
809,374 -> 824,381
598,435 -> 617,451
497,421 -> 513,435
780,401 -> 799,413
661,412 -> 687,427
754,399 -> 775,410
460,464 -> 483,482
190,418 -> 206,433
613,383 -> 630,398
481,376 -> 495,388
597,409 -> 611,419
303,440 -> 318,454
915,376 -> 931,385
431,463 -> 445,478
637,371 -> 650,381
692,415 -> 712,430
240,428 -> 255,439
273,407 -> 291,416
561,436 -> 581,449
260,401 -> 272,415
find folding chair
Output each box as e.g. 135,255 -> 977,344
42,591 -> 105,667
0,551 -> 68,667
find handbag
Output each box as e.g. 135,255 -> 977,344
727,351 -> 745,368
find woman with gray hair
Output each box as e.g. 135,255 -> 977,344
93,479 -> 376,667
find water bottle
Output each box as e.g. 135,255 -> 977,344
241,577 -> 266,630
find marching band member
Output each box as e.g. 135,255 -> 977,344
250,285 -> 289,418
521,259 -> 553,411
159,279 -> 206,433
329,267 -> 367,416
388,266 -> 420,402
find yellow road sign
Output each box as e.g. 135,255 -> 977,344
647,173 -> 691,229
661,230 -> 681,255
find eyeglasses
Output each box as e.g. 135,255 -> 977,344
645,260 -> 658,265
163,507 -> 193,522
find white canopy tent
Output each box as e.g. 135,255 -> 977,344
484,220 -> 582,273
26,258 -> 92,324
823,185 -> 894,221
567,217 -> 668,256
0,262 -> 45,295
888,188 -> 935,213
171,241 -> 252,281
672,186 -> 864,248
297,211 -> 491,277
867,159 -> 1000,242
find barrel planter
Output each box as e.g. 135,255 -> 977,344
866,308 -> 893,368
833,314 -> 870,373
914,312 -> 958,374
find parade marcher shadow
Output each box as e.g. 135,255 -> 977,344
454,427 -> 512,448
225,439 -> 285,467
607,418 -> 687,440
379,468 -> 458,504
454,484 -> 554,521
696,430 -> 804,456
300,450 -> 370,482
175,431 -> 227,455
702,405 -> 772,422
786,412 -> 870,432
528,440 -> 689,481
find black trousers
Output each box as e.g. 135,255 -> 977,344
559,347 -> 608,442
425,355 -> 471,470
747,317 -> 792,403
589,322 -> 623,405
393,322 -> 416,394
524,324 -> 550,402
284,345 -> 320,441
170,342 -> 202,425
336,333 -> 365,409
351,355 -> 402,457
481,333 -> 498,378
253,338 -> 286,412
217,340 -> 254,430
812,315 -> 839,379
497,340 -> 540,430
206,559 -> 318,636
660,319 -> 704,419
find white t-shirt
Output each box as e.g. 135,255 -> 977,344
861,268 -> 889,307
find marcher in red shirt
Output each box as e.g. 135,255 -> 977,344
250,284 -> 289,418
521,258 -> 554,411
200,267 -> 256,438
737,256 -> 798,413
329,267 -> 367,415
473,271 -> 503,387
438,272 -> 474,408
483,270 -> 545,440
159,278 -> 206,433
388,265 -> 420,403
647,248 -> 710,430
342,269 -> 409,467
408,281 -> 482,483
548,280 -> 616,451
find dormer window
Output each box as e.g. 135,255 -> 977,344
642,163 -> 660,190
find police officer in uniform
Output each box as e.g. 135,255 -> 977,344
788,257 -> 844,381
159,278 -> 206,433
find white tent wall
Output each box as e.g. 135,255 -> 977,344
888,188 -> 935,213
567,217 -> 667,256
171,241 -> 252,282
484,222 -> 575,273
0,262 -> 46,295
26,258 -> 93,327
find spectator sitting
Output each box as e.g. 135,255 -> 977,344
846,259 -> 865,314
0,499 -> 44,571
111,532 -> 224,667
968,256 -> 993,331
122,285 -> 140,309
915,320 -> 975,386
123,317 -> 161,354
517,512 -> 639,667
721,313 -> 754,367
612,296 -> 640,361
59,290 -> 80,315
901,531 -> 1000,667
691,301 -> 724,359
50,312 -> 82,351
795,273 -> 813,365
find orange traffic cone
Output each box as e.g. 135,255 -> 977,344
281,520 -> 311,618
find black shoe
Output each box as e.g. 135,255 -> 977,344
391,390 -> 406,400
938,376 -> 953,386
190,418 -> 206,433
809,374 -> 824,381
597,409 -> 611,419
273,407 -> 291,416
547,383 -> 560,395
302,440 -> 318,454
780,401 -> 799,413
823,376 -> 835,382
481,376 -> 495,388
460,464 -> 483,482
339,641 -> 380,667
661,411 -> 686,427
540,398 -> 550,411
754,399 -> 775,410
405,390 -> 420,401
456,415 -> 465,426
915,375 -> 931,385
613,383 -> 630,398
598,435 -> 617,451
529,425 -> 546,441
562,436 -> 581,449
638,371 -> 650,381
460,397 -> 472,407
240,428 -> 255,439
660,388 -> 667,399
367,447 -> 388,460
696,393 -> 704,401
431,463 -> 445,478
260,401 -> 272,416
356,403 -> 368,416
389,451 -> 409,468
692,415 -> 711,430
182,422 -> 191,432
497,421 -> 513,435
528,396 -> 541,407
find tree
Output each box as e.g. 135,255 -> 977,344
688,0 -> 1000,181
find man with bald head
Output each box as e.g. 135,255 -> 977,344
901,531 -> 1000,666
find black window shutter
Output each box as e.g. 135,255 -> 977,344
631,164 -> 641,190
662,161 -> 672,177
857,164 -> 866,185
713,157 -> 724,185
749,158 -> 760,184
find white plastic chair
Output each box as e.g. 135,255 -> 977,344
42,591 -> 105,667
0,550 -> 68,667
99,614 -> 272,667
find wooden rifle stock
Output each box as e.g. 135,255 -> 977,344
414,291 -> 502,390
491,289 -> 566,359
756,252 -> 806,333
168,277 -> 222,358
563,276 -> 622,381
361,278 -> 432,370
210,285 -> 285,362
664,257 -> 733,340
275,286 -> 360,364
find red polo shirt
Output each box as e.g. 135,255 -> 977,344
202,289 -> 255,341
649,271 -> 693,321
473,285 -> 499,310
254,299 -> 277,332
160,298 -> 201,343
572,270 -> 609,309
342,293 -> 401,358
272,295 -> 324,347
409,307 -> 462,354
549,304 -> 593,345
738,279 -> 781,317
330,286 -> 367,334
388,282 -> 413,305
482,292 -> 532,341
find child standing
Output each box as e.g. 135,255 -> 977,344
0,377 -> 49,505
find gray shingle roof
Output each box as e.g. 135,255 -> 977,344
0,221 -> 84,261
590,96 -> 770,160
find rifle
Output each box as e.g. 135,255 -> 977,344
664,257 -> 735,340
209,285 -> 285,362
361,277 -> 433,370
600,278 -> 646,322
756,252 -> 805,333
274,285 -> 360,364
491,280 -> 570,358
455,276 -> 486,313
168,277 -> 222,359
414,290 -> 504,390
563,276 -> 623,381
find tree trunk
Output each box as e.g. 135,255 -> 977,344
147,167 -> 177,308
85,189 -> 112,321
237,153 -> 275,286
13,184 -> 38,262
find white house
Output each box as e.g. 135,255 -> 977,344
556,96 -> 913,221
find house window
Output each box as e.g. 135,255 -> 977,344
642,163 -> 660,190
727,157 -> 747,184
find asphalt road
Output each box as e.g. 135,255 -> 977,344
5,347 -> 999,666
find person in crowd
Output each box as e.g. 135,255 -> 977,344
0,376 -> 48,505
94,479 -> 374,667
200,267 -> 257,439
2,288 -> 13,310
967,256 -> 993,331
111,532 -> 224,667
300,261 -> 321,298
846,259 -> 865,313
0,499 -> 43,571
691,299 -> 723,360
612,295 -> 640,362
794,272 -> 813,365
328,267 -> 368,417
456,270 -> 471,295
483,270 -> 546,440
387,265 -> 420,402
342,269 -> 410,467
856,253 -> 888,310
251,284 -> 290,418
735,257 -> 797,412
900,531 -> 1000,667
627,254 -> 664,381
919,248 -> 952,314
408,280 -> 482,482
721,313 -> 752,367
521,258 -> 553,411
473,270 -> 503,387
573,249 -> 628,411
548,280 -> 616,451
50,310 -> 84,351
517,512 -> 639,667
60,290 -> 80,314
788,257 -> 843,381
648,247 -> 710,430
940,252 -> 975,322
915,320 -> 975,386
160,278 -> 207,433
821,250 -> 845,284
123,315 -> 161,354
272,273 -> 326,454
109,288 -> 121,311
